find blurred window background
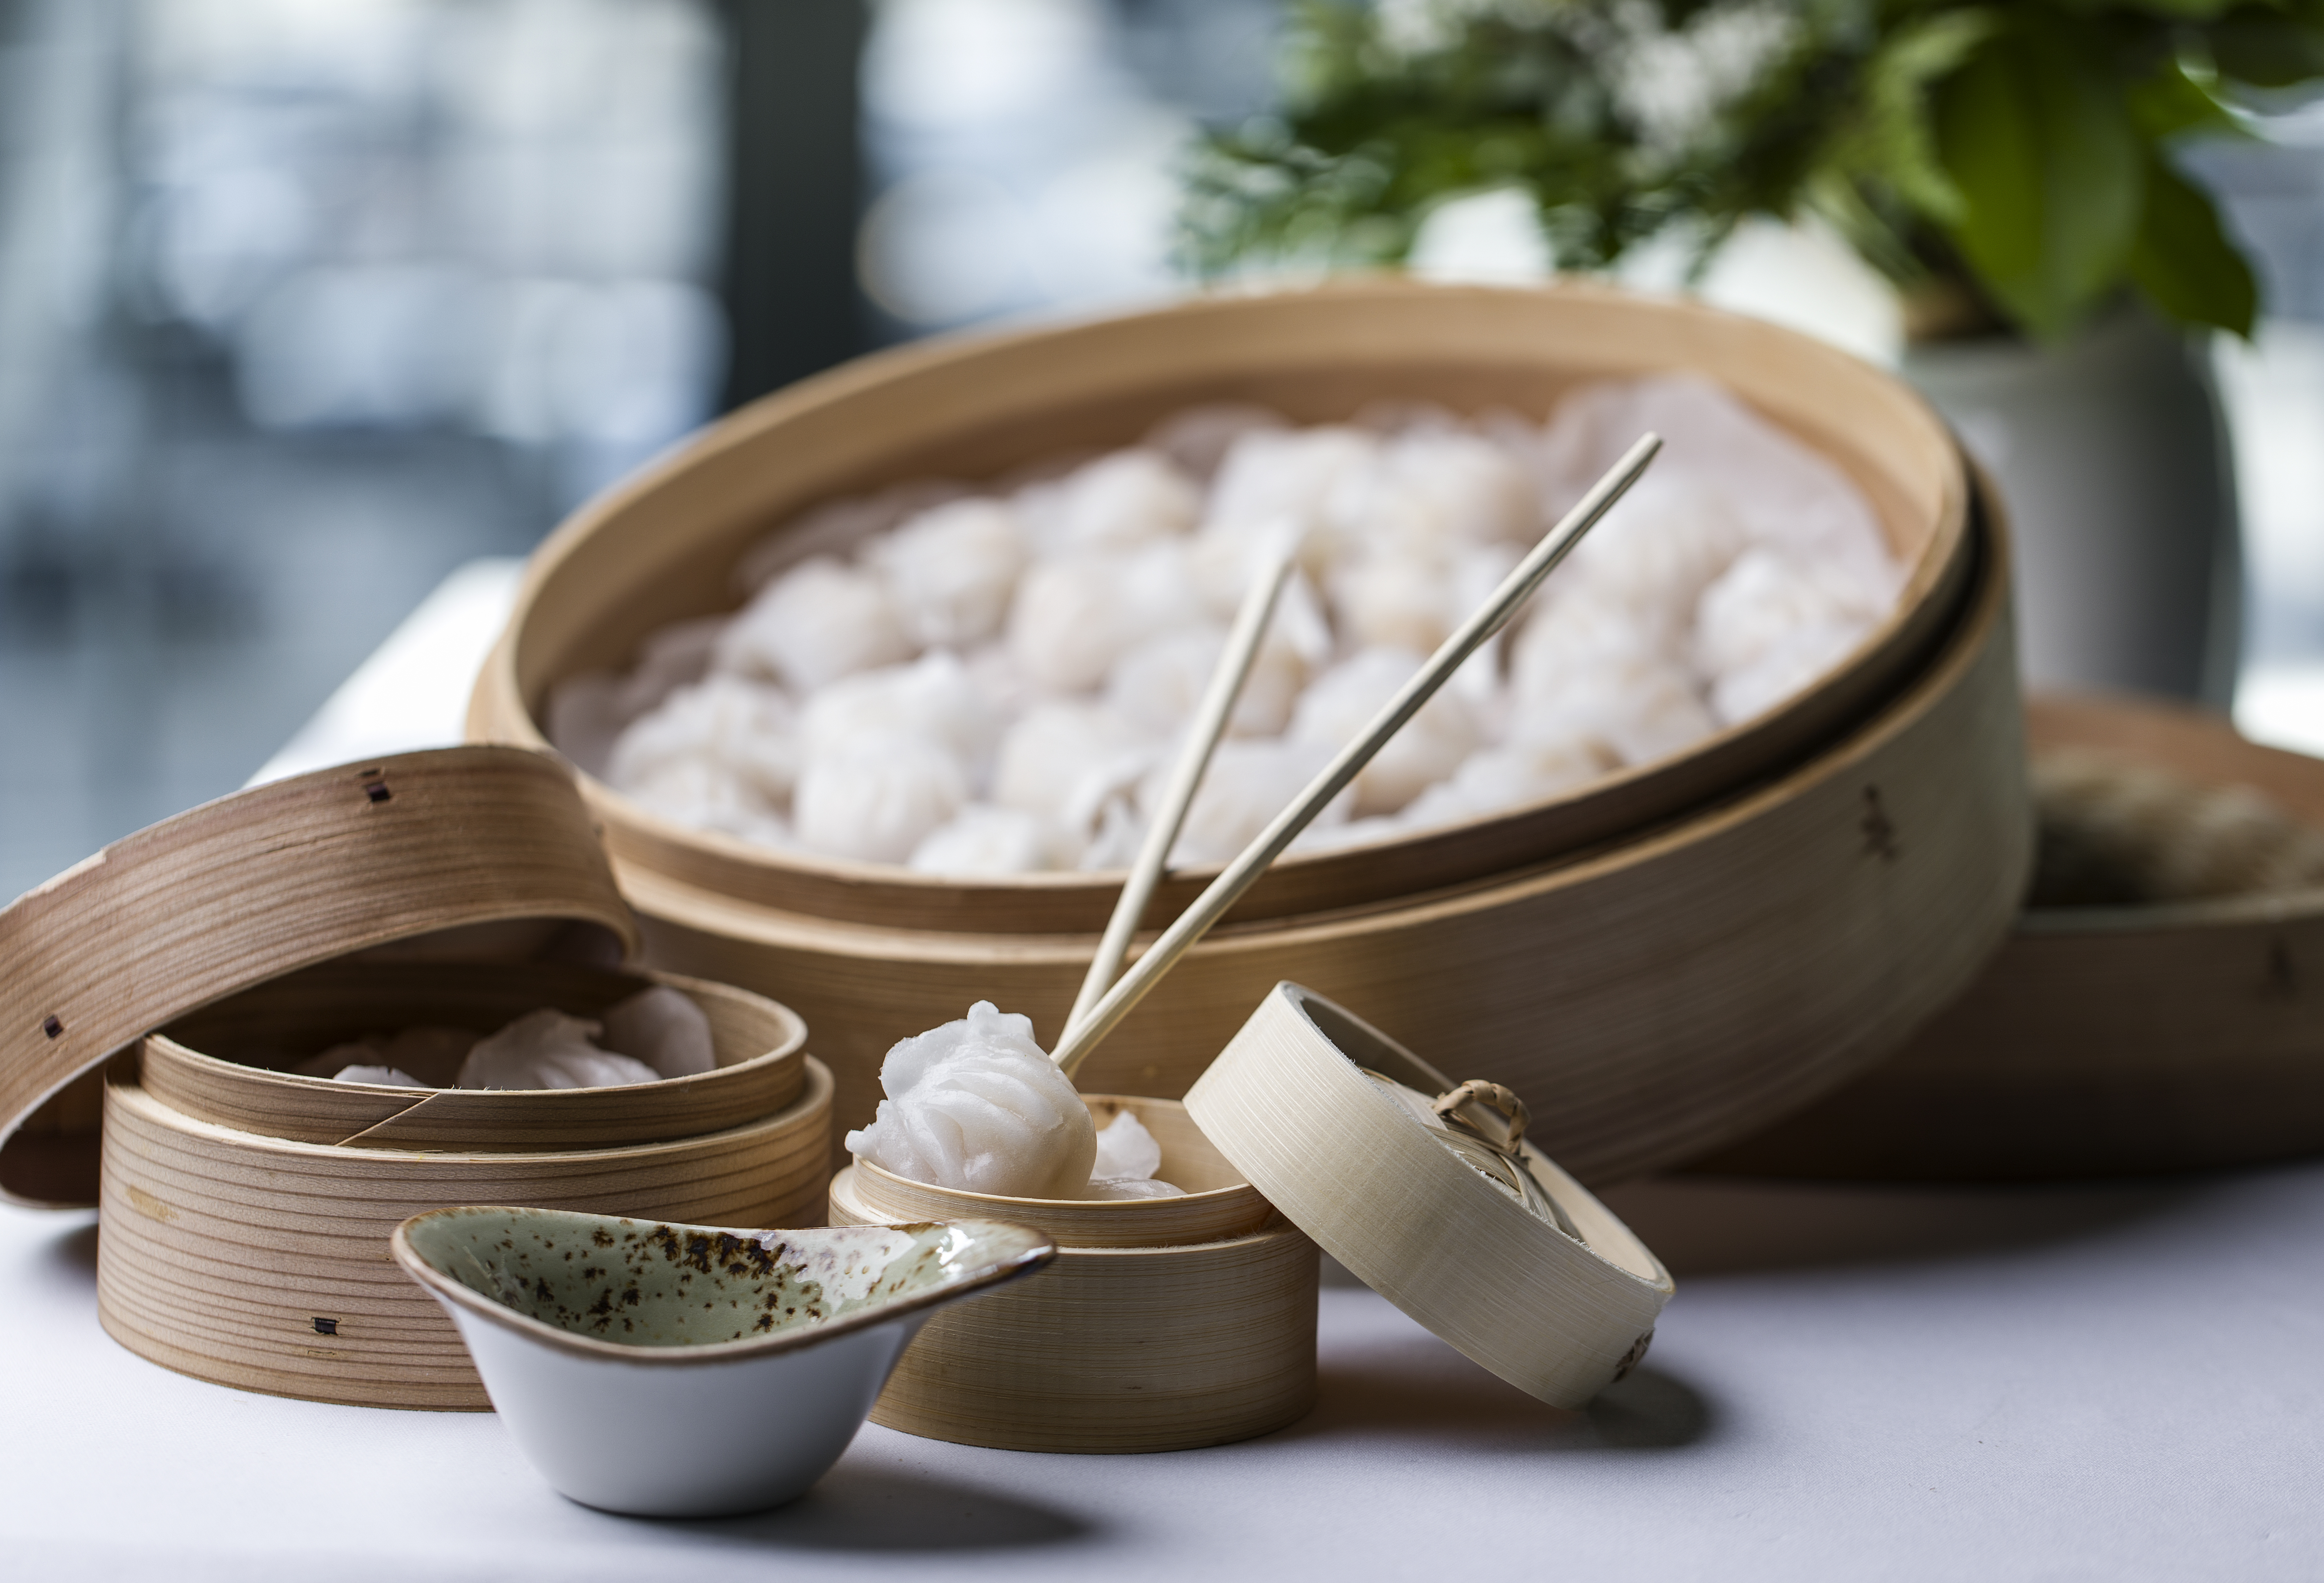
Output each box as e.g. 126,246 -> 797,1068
4,0 -> 2324,904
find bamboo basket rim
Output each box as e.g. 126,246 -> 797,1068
470,278 -> 1969,931
105,1055 -> 833,1167
0,747 -> 639,1208
598,497 -> 2004,966
390,1206 -> 1055,1367
150,967 -> 804,1100
830,1167 -> 1312,1257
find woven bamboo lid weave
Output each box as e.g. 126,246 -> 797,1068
0,747 -> 639,1208
1185,983 -> 1673,1407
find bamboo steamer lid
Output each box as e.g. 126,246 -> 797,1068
1186,983 -> 1673,1408
0,747 -> 639,1208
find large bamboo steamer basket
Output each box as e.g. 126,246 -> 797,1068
1698,694 -> 2324,1181
826,1096 -> 1320,1453
600,491 -> 2024,1185
0,747 -> 836,1408
469,280 -> 1972,942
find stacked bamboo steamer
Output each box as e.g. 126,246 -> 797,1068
1703,694 -> 2324,1181
0,747 -> 832,1410
825,988 -> 1675,1453
468,280 -> 2032,1185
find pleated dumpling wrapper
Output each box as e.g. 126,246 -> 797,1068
845,1002 -> 1099,1198
456,1010 -> 661,1090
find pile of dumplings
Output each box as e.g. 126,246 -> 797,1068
548,374 -> 1904,876
291,986 -> 716,1090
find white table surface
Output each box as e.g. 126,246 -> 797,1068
10,563 -> 2323,1580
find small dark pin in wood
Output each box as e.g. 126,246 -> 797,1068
313,1317 -> 338,1336
41,1015 -> 62,1039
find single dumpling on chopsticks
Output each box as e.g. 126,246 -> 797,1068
845,1002 -> 1097,1198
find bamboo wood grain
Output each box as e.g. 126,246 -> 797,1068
468,280 -> 1972,938
1186,985 -> 1669,1408
1050,435 -> 1661,1079
1698,693 -> 2324,1180
843,1097 -> 1274,1248
0,747 -> 638,1208
142,962 -> 806,1151
827,1127 -> 1318,1452
95,1058 -> 832,1410
620,494 -> 2024,1187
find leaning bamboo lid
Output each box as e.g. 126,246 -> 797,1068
1184,982 -> 1673,1408
0,747 -> 639,1208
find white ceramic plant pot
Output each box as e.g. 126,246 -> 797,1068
1905,307 -> 2242,703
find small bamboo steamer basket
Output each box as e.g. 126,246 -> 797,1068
467,283 -> 2021,1177
826,1096 -> 1319,1453
1699,694 -> 2324,1181
1186,984 -> 1673,1407
0,747 -> 834,1408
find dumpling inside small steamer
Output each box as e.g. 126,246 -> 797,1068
844,1002 -> 1185,1200
291,985 -> 718,1092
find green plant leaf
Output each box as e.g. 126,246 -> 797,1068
2128,149 -> 2260,332
1933,21 -> 2146,338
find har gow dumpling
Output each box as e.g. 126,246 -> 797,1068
868,498 -> 1028,649
793,732 -> 969,864
716,555 -> 912,693
1289,647 -> 1483,816
844,1001 -> 1097,1198
456,1010 -> 661,1091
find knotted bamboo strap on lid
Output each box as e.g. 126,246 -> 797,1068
0,747 -> 639,1208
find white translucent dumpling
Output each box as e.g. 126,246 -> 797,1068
1513,647 -> 1719,768
456,1010 -> 660,1090
1005,541 -> 1206,691
909,804 -> 1061,875
1048,449 -> 1201,550
1142,737 -> 1350,866
801,651 -> 1001,779
715,555 -> 912,693
607,673 -> 799,810
1557,474 -> 1746,636
793,733 -> 969,864
1398,735 -> 1618,831
1143,402 -> 1288,481
1203,426 -> 1378,574
1090,1108 -> 1163,1180
1327,546 -> 1455,656
843,1002 -> 1097,1198
1289,648 -> 1483,816
1361,428 -> 1537,546
868,497 -> 1028,649
600,986 -> 716,1080
544,673 -> 628,781
1104,623 -> 1305,740
330,1064 -> 425,1087
617,757 -> 794,848
992,701 -> 1157,834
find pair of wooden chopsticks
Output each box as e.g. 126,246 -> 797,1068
1050,433 -> 1663,1080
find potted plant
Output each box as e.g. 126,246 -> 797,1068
1181,0 -> 2323,702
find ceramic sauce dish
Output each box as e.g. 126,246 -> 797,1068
391,1206 -> 1055,1516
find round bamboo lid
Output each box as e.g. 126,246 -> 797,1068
1184,982 -> 1674,1408
0,747 -> 639,1208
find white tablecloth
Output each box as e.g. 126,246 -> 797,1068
9,563 -> 2321,1580
9,1167 -> 2322,1582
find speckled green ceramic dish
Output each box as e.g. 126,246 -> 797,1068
392,1207 -> 1054,1516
